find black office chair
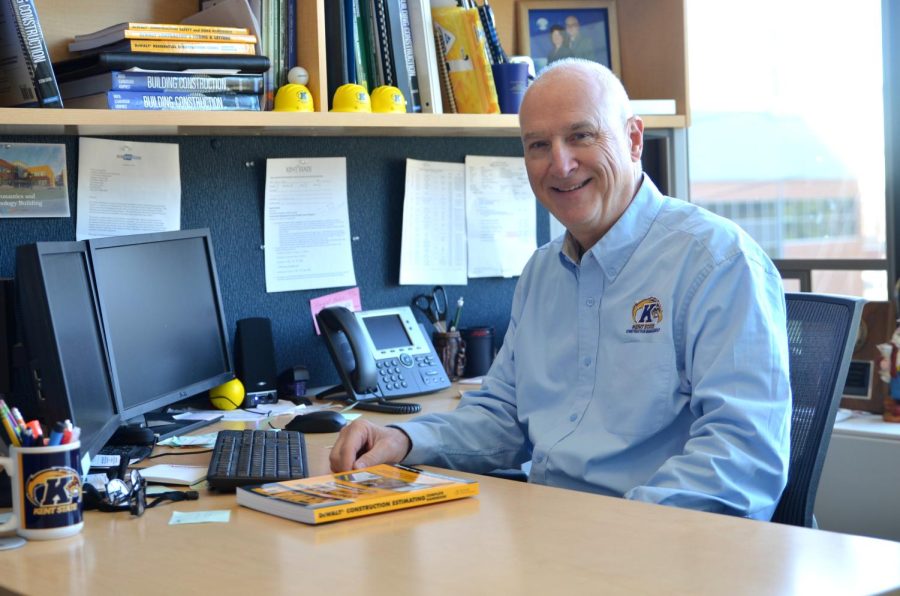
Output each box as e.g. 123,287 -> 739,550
771,292 -> 864,527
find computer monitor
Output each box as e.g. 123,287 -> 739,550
88,229 -> 233,433
14,241 -> 121,458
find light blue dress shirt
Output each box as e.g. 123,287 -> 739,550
396,176 -> 791,520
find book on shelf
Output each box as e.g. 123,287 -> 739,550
325,0 -> 350,107
433,23 -> 456,113
53,52 -> 272,83
64,90 -> 261,111
406,0 -> 442,113
384,0 -> 421,112
74,21 -> 251,40
68,27 -> 258,53
60,71 -> 265,98
346,0 -> 371,90
0,0 -> 62,108
236,464 -> 479,525
630,99 -> 677,116
74,39 -> 257,56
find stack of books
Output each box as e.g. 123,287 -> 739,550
57,22 -> 268,111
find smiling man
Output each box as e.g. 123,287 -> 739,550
330,59 -> 791,520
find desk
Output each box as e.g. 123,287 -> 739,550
2,387 -> 900,595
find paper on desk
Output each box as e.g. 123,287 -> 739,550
465,156 -> 536,278
157,432 -> 219,448
169,510 -> 231,525
171,400 -> 307,422
399,159 -> 468,285
263,157 -> 357,292
140,464 -> 207,485
76,138 -> 181,241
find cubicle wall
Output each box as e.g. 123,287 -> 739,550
0,135 -> 539,389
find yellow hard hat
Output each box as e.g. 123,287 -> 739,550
371,85 -> 407,113
273,83 -> 315,112
331,83 -> 371,112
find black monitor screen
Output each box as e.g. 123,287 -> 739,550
363,314 -> 413,351
15,242 -> 120,457
89,230 -> 232,418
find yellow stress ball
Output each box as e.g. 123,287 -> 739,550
209,378 -> 245,410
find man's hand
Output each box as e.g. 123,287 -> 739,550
329,419 -> 412,472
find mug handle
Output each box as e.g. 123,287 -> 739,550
0,456 -> 18,533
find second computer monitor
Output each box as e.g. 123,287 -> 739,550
89,229 -> 233,420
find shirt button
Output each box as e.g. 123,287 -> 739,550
570,414 -> 577,422
583,357 -> 592,367
534,455 -> 543,463
586,298 -> 595,307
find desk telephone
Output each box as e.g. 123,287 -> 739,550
316,306 -> 450,413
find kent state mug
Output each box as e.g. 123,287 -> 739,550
0,441 -> 83,540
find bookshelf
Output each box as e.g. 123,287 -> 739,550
2,0 -> 688,138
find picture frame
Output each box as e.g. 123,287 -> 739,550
517,0 -> 620,75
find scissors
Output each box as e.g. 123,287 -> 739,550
412,285 -> 448,332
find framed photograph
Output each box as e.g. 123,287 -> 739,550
517,0 -> 620,75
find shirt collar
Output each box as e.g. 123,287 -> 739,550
558,175 -> 665,280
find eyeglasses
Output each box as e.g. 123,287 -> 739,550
84,469 -> 198,516
84,469 -> 147,516
106,469 -> 147,516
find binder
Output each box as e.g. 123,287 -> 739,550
432,6 -> 499,114
407,0 -> 443,113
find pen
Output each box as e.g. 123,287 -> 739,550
1,412 -> 21,447
451,297 -> 464,331
49,420 -> 66,446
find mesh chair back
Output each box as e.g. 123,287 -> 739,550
772,293 -> 864,527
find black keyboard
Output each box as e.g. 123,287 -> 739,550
98,443 -> 154,465
207,429 -> 308,491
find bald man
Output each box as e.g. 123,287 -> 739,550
330,59 -> 791,520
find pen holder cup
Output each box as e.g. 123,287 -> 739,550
432,331 -> 467,381
0,441 -> 83,540
491,62 -> 530,114
461,327 -> 496,378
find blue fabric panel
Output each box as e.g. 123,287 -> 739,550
0,134 -> 549,389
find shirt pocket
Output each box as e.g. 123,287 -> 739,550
599,340 -> 677,438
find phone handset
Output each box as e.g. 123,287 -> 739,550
316,306 -> 379,399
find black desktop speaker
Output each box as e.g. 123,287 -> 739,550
234,317 -> 278,406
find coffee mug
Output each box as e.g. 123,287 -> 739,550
0,441 -> 83,540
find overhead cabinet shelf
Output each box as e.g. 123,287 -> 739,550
0,0 -> 688,137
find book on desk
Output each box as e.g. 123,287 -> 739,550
236,463 -> 479,525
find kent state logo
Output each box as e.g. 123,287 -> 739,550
25,467 -> 82,516
627,297 -> 663,334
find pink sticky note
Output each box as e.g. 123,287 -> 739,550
309,287 -> 362,334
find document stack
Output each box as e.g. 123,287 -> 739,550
56,22 -> 267,111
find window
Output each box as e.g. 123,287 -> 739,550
686,0 -> 886,299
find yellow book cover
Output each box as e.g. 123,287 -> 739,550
236,464 -> 479,525
97,40 -> 257,56
432,6 -> 499,114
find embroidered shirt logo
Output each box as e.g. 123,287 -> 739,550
628,297 -> 663,334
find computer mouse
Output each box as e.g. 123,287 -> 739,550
283,410 -> 348,434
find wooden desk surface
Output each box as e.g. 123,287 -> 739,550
2,387 -> 900,595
